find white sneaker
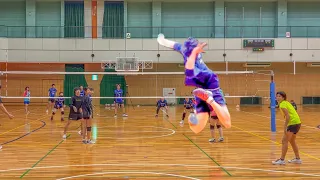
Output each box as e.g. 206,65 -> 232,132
114,115 -> 117,118
209,138 -> 216,142
62,134 -> 67,139
218,137 -> 224,142
272,159 -> 285,165
179,120 -> 184,127
122,114 -> 128,117
288,158 -> 302,164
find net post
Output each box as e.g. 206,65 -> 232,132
270,73 -> 276,132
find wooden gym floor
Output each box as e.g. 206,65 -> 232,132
0,105 -> 319,179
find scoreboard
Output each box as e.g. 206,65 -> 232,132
243,39 -> 274,48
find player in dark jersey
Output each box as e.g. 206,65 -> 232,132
155,97 -> 169,117
0,85 -> 14,150
179,97 -> 194,126
157,34 -> 231,134
81,87 -> 94,144
63,88 -> 83,140
114,84 -> 128,117
51,92 -> 65,121
46,84 -> 57,114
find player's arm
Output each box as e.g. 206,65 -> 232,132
185,43 -> 207,73
281,107 -> 290,132
157,34 -> 177,49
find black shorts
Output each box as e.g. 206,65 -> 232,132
49,98 -> 55,103
287,124 -> 301,134
68,113 -> 83,120
83,117 -> 90,120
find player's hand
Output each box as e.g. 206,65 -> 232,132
8,114 -> 14,119
72,106 -> 77,112
158,33 -> 165,39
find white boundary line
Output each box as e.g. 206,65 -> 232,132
0,163 -> 319,177
95,126 -> 176,139
56,171 -> 200,180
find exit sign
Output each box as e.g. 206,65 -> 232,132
92,75 -> 98,81
253,48 -> 264,52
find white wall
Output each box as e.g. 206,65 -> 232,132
1,38 -> 320,63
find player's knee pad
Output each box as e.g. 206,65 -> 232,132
61,111 -> 64,115
87,127 -> 92,132
217,124 -> 221,129
210,124 -> 215,130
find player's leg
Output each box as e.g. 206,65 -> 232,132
188,100 -> 210,134
51,107 -> 57,121
216,120 -> 224,142
63,120 -> 72,139
24,101 -> 30,115
193,88 -> 231,128
155,106 -> 160,117
164,106 -> 169,117
180,108 -> 187,126
121,103 -> 128,117
208,117 -> 217,142
114,102 -> 118,117
86,118 -> 94,144
60,107 -> 65,121
288,124 -> 302,164
46,99 -> 50,114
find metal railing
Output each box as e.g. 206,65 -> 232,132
0,25 -> 320,38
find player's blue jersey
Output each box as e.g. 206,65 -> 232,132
184,99 -> 194,108
80,90 -> 85,97
55,96 -> 64,107
48,88 -> 57,98
157,99 -> 167,107
114,89 -> 123,102
219,89 -> 226,103
173,42 -> 219,89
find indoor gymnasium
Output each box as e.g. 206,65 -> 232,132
0,0 -> 320,179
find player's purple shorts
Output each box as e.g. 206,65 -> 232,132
194,88 -> 226,114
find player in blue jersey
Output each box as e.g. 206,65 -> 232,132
209,89 -> 226,143
114,84 -> 128,117
80,85 -> 85,97
23,86 -> 30,115
51,92 -> 65,121
46,84 -> 57,114
179,96 -> 194,126
155,97 -> 169,117
157,34 -> 231,134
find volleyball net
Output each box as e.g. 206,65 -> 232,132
0,58 -> 276,131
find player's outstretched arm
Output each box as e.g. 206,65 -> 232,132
157,34 -> 176,49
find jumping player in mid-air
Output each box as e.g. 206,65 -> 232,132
179,96 -> 194,126
155,97 -> 169,118
157,34 -> 231,133
51,92 -> 65,121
